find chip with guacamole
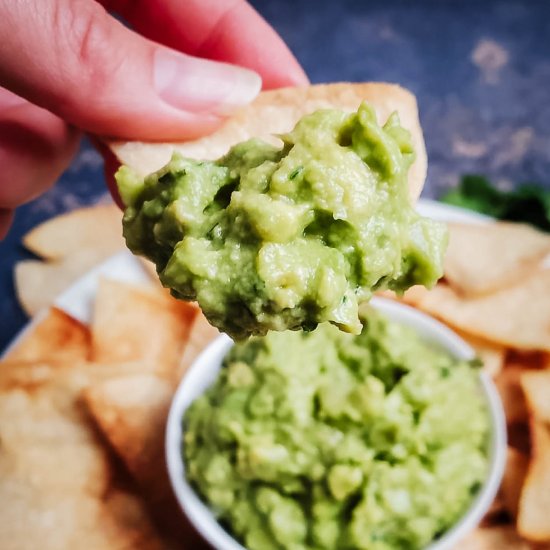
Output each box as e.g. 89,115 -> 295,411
183,307 -> 489,550
117,102 -> 447,339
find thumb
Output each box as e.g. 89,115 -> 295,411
0,0 -> 261,141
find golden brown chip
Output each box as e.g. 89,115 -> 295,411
15,250 -> 118,317
507,422 -> 531,457
445,222 -> 550,297
455,526 -> 531,549
376,286 -> 428,307
495,367 -> 530,425
0,361 -> 165,549
22,203 -> 124,260
83,373 -> 205,547
91,279 -> 198,379
4,308 -> 90,362
83,374 -> 172,490
0,480 -> 163,550
109,83 -> 427,202
521,370 -> 550,424
479,494 -> 506,526
501,447 -> 530,521
411,273 -> 550,351
0,385 -> 111,497
518,422 -> 550,541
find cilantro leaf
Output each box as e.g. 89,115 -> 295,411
441,175 -> 550,232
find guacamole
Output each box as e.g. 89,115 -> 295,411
117,103 -> 447,339
184,308 -> 489,550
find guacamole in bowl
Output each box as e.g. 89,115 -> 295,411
166,299 -> 506,550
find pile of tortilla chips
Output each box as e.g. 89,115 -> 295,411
3,275 -> 219,549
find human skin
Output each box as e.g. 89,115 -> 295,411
0,0 -> 308,238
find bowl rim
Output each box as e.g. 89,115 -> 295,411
166,297 -> 507,550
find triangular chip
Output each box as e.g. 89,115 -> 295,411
0,478 -> 163,550
518,421 -> 550,541
456,526 -> 530,549
0,361 -> 165,549
22,203 -> 124,260
4,308 -> 90,362
411,273 -> 550,351
501,447 -> 529,520
521,370 -> 550,423
109,83 -> 427,202
15,250 -> 120,317
495,366 -> 529,425
445,222 -> 550,297
83,373 -> 205,547
91,279 -> 198,379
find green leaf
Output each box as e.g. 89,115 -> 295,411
441,175 -> 550,232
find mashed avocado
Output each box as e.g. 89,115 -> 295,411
117,103 -> 447,339
184,308 -> 489,550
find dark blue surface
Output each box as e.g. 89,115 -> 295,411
1,0 -> 550,352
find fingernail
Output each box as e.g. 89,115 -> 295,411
153,49 -> 262,116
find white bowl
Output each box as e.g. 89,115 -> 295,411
166,297 -> 507,550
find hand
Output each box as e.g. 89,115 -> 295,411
0,0 -> 308,238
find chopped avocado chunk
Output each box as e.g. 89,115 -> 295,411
117,103 -> 447,339
184,307 -> 489,550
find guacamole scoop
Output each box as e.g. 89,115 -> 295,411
117,103 -> 447,339
183,307 -> 489,550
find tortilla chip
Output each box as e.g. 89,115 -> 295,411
501,447 -> 529,520
23,204 -> 124,261
521,370 -> 550,423
0,385 -> 111,497
91,279 -> 198,379
83,373 -> 205,546
15,250 -> 118,317
455,526 -> 531,549
518,421 -> 550,541
376,286 -> 428,307
109,83 -> 427,202
411,273 -> 550,351
495,367 -> 529,425
177,311 -> 220,380
0,359 -> 154,394
83,374 -> 172,491
4,308 -> 90,362
0,480 -> 163,550
0,360 -> 166,549
445,222 -> 550,297
507,422 -> 531,456
479,494 -> 506,526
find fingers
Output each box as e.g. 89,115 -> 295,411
0,0 -> 262,141
0,87 -> 80,211
105,0 -> 308,89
